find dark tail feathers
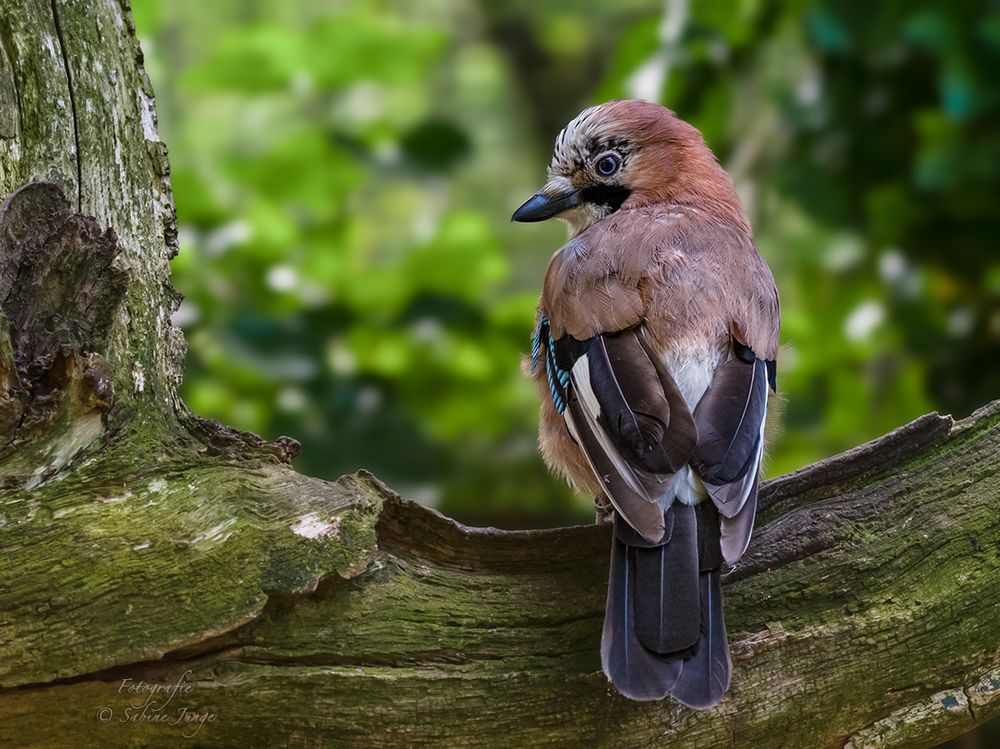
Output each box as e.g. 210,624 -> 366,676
601,502 -> 731,707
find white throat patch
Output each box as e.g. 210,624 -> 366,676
558,202 -> 611,238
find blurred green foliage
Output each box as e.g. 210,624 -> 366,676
133,0 -> 1000,528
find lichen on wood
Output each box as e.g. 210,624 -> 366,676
0,1 -> 998,748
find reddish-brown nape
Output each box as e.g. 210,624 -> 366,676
599,100 -> 749,233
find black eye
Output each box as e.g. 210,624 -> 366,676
595,154 -> 620,177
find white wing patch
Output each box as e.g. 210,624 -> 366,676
572,355 -> 602,418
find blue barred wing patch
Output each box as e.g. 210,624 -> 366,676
532,316 -> 570,414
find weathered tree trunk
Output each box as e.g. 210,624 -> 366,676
0,2 -> 998,748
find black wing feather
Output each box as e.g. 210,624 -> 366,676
590,332 -> 694,472
719,472 -> 759,565
565,394 -> 667,541
690,338 -> 773,566
552,326 -> 697,543
692,350 -> 767,485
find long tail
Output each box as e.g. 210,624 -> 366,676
601,501 -> 731,708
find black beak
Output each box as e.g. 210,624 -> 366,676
511,188 -> 582,222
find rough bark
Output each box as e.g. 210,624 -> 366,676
0,1 -> 998,748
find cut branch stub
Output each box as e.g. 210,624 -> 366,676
0,183 -> 127,365
0,179 -> 299,483
0,182 -> 125,455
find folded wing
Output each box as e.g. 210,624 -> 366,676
691,338 -> 774,564
539,322 -> 696,543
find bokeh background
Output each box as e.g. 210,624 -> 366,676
130,1 -> 999,529
131,1 -> 998,744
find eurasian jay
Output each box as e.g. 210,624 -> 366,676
512,100 -> 779,708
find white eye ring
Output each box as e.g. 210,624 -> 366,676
595,153 -> 621,177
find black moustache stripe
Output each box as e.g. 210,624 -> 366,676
580,184 -> 632,212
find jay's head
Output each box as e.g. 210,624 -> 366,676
512,99 -> 740,236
